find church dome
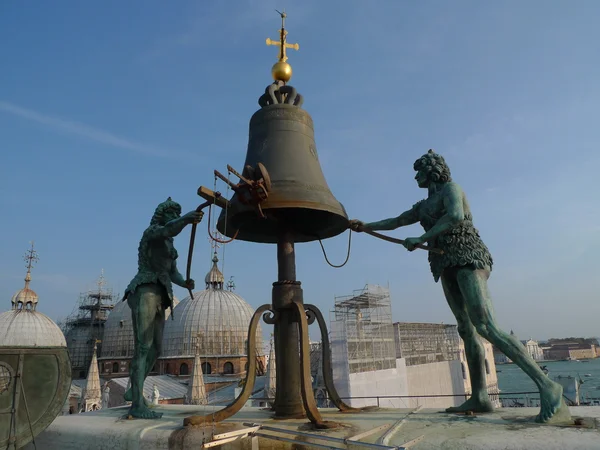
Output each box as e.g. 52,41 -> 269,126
100,296 -> 179,359
162,254 -> 262,358
0,245 -> 65,348
0,310 -> 66,348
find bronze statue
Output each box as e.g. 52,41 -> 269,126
122,197 -> 202,419
351,150 -> 568,423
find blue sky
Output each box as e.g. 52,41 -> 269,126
1,1 -> 599,341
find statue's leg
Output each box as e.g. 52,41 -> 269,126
126,285 -> 163,419
123,294 -> 166,406
145,298 -> 166,378
457,267 -> 569,423
441,270 -> 494,413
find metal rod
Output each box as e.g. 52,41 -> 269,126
255,425 -> 399,450
277,228 -> 296,281
347,424 -> 392,442
214,170 -> 237,189
213,426 -> 261,441
202,436 -> 243,449
226,164 -> 253,185
360,228 -> 443,254
253,432 -> 343,450
272,227 -> 304,418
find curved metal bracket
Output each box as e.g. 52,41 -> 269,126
263,309 -> 279,325
305,309 -> 316,325
292,301 -> 329,427
305,304 -> 370,413
183,304 -> 273,426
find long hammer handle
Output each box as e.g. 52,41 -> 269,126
185,201 -> 211,299
357,227 -> 444,255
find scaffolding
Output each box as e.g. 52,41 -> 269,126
393,322 -> 460,366
63,271 -> 116,379
330,284 -> 396,374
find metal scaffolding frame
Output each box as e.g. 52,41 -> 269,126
62,271 -> 116,378
330,284 -> 396,374
393,322 -> 461,366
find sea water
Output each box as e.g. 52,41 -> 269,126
497,359 -> 600,402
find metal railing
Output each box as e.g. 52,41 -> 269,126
250,390 -> 600,408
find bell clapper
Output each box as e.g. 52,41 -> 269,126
211,163 -> 271,220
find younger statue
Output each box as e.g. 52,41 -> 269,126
351,150 -> 568,423
122,197 -> 203,419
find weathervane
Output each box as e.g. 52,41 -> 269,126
207,234 -> 222,252
226,276 -> 235,292
23,241 -> 39,273
265,10 -> 299,83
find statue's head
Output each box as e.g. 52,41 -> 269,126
413,149 -> 452,188
150,197 -> 182,225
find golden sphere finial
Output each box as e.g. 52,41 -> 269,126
271,61 -> 293,82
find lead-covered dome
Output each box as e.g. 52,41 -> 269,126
0,309 -> 67,348
162,253 -> 262,358
0,249 -> 65,348
100,296 -> 179,359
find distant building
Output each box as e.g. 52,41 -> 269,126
99,253 -> 265,378
545,342 -> 597,360
521,339 -> 544,361
328,284 -> 499,410
63,271 -> 116,379
492,345 -> 511,364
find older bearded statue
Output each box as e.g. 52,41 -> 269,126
351,150 -> 568,424
122,197 -> 203,419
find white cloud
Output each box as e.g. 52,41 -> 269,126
0,101 -> 191,160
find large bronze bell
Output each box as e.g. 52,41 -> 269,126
217,84 -> 348,243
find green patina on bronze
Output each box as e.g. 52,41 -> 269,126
122,197 -> 203,419
351,149 -> 570,424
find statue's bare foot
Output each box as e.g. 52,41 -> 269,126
536,381 -> 568,423
124,389 -> 151,406
446,395 -> 494,414
128,405 -> 163,419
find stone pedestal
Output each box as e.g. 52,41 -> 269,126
25,405 -> 600,450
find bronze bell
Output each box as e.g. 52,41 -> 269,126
217,83 -> 348,243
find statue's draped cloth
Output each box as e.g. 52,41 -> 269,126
412,199 -> 493,282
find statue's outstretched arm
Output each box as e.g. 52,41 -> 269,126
364,208 -> 418,231
169,259 -> 188,288
146,211 -> 199,239
419,184 -> 464,242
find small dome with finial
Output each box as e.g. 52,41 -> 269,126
0,243 -> 66,348
11,243 -> 40,311
11,271 -> 39,311
205,252 -> 225,288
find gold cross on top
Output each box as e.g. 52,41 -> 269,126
266,10 -> 299,62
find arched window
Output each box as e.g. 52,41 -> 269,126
201,362 -> 211,374
165,363 -> 172,374
180,363 -> 189,376
485,359 -> 490,375
223,362 -> 234,375
461,362 -> 467,380
112,362 -> 119,373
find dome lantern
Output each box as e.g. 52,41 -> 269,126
205,252 -> 225,289
11,242 -> 39,311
